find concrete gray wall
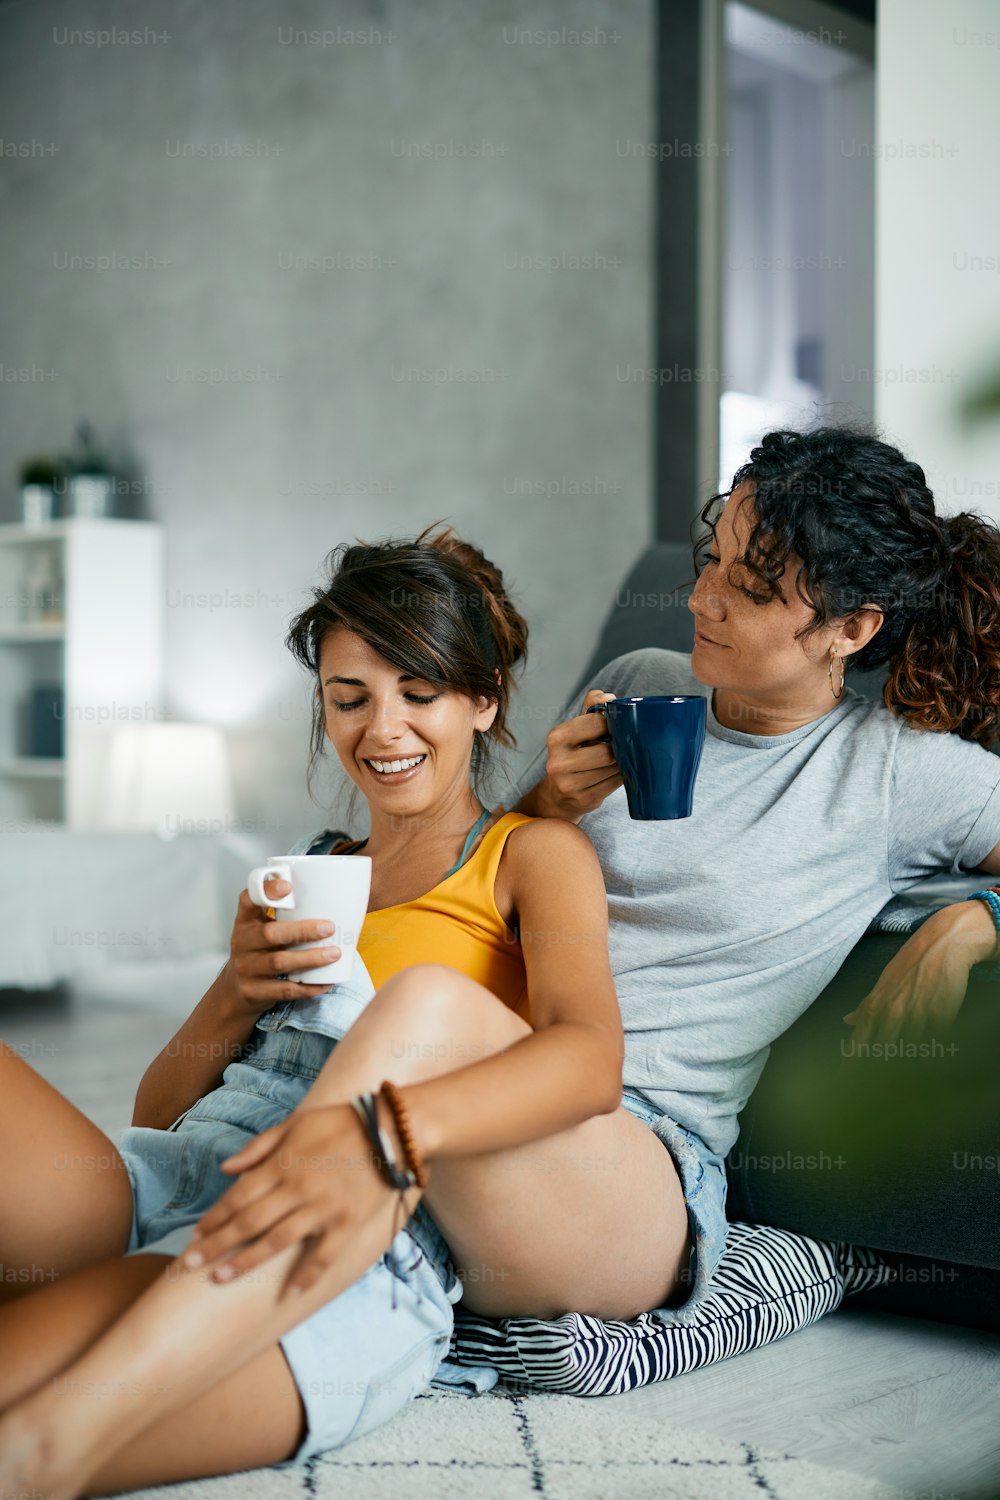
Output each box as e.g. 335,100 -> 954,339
0,0 -> 654,849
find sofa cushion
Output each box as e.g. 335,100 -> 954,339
570,542 -> 696,700
724,956 -> 1000,1275
446,1221 -> 892,1396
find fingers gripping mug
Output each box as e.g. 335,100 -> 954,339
587,695 -> 706,820
247,855 -> 372,984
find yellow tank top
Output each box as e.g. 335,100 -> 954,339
356,811 -> 534,1028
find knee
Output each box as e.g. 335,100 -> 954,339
373,965 -> 522,1055
375,964 -> 477,1025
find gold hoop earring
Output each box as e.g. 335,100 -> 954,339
828,652 -> 845,701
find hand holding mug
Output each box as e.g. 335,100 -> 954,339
538,689 -> 623,821
246,855 -> 372,986
586,694 -> 706,820
224,874 -> 346,1015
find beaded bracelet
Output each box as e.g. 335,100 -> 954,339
350,1093 -> 416,1193
380,1079 -> 429,1190
967,888 -> 1000,953
351,1090 -> 420,1309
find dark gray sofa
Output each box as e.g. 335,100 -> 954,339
570,545 -> 1000,1331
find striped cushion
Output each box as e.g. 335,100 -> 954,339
446,1221 -> 893,1396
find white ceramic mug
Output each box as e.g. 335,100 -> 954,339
247,855 -> 372,984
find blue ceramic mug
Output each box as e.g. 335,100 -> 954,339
587,695 -> 706,820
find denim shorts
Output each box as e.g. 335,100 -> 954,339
118,1022 -> 461,1462
618,1084 -> 730,1322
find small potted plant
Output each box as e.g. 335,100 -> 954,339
18,456 -> 63,527
62,421 -> 116,519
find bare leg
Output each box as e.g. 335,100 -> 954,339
0,1179 -> 421,1498
0,1043 -> 133,1302
85,1343 -> 304,1495
302,965 -> 691,1319
0,1255 -> 305,1490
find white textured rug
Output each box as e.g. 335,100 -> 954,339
118,1387 -> 899,1500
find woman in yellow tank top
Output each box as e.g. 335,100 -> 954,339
0,528 -> 689,1493
352,810 -> 534,1026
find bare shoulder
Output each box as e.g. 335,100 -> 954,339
499,816 -> 603,887
508,814 -> 596,852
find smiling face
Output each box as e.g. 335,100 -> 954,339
318,625 -> 498,820
687,483 -> 859,717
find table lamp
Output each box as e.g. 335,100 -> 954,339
103,723 -> 236,838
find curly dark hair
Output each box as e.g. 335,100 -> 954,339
287,523 -> 528,789
693,426 -> 1000,746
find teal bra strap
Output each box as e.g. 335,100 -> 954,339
445,806 -> 492,879
321,805 -> 492,877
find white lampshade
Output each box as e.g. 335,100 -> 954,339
103,723 -> 236,837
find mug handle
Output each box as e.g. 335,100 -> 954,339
585,701 -> 612,745
248,863 -> 294,909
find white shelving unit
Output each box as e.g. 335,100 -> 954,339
0,519 -> 164,827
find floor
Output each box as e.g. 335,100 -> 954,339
3,984 -> 1000,1500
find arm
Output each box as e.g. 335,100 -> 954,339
850,731 -> 1000,1044
845,859 -> 1000,1046
402,818 -> 624,1151
131,967 -> 257,1128
132,878 -> 344,1128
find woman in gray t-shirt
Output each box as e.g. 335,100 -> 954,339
519,424 -> 1000,1268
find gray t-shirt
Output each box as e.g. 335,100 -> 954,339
517,648 -> 1000,1156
